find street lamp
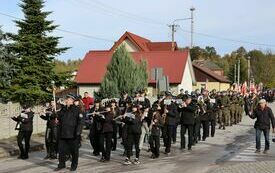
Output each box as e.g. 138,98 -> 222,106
172,18 -> 192,25
170,7 -> 195,49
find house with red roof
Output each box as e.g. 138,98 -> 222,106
75,31 -> 196,96
192,62 -> 231,91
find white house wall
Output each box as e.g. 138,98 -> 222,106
177,54 -> 195,93
78,85 -> 100,97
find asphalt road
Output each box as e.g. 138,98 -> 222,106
0,103 -> 274,173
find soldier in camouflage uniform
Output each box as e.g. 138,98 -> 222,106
237,94 -> 245,123
230,92 -> 239,125
215,92 -> 222,129
218,91 -> 230,129
229,91 -> 235,126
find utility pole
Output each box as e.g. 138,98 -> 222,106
169,7 -> 195,50
190,7 -> 195,48
237,59 -> 240,86
169,24 -> 179,51
247,56 -> 251,88
234,63 -> 237,83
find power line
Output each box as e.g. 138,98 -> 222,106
55,29 -> 114,42
178,27 -> 275,48
73,0 -> 165,26
0,11 -> 115,42
2,9 -> 275,49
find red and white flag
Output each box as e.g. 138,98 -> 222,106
241,81 -> 247,95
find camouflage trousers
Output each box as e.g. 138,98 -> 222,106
229,105 -> 237,125
218,108 -> 230,129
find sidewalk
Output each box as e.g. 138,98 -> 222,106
0,133 -> 44,159
210,161 -> 275,173
0,130 -> 91,159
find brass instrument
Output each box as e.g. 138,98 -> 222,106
149,112 -> 157,131
162,104 -> 168,124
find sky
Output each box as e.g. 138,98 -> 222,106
1,0 -> 275,61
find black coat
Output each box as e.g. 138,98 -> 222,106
164,102 -> 178,126
179,103 -> 196,125
58,105 -> 82,139
12,111 -> 34,131
124,112 -> 142,134
250,106 -> 275,130
100,112 -> 114,133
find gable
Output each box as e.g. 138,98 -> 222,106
110,31 -> 178,52
110,32 -> 150,52
119,38 -> 140,52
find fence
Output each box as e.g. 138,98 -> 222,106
0,102 -> 46,140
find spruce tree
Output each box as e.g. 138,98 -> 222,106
0,27 -> 16,101
99,45 -> 148,98
8,0 -> 68,105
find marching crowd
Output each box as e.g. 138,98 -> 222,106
10,88 -> 275,172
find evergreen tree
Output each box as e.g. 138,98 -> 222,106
0,27 -> 16,101
7,0 -> 68,105
99,45 -> 148,98
136,59 -> 148,89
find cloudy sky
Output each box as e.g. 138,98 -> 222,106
1,0 -> 275,60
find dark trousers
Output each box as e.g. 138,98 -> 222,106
126,133 -> 140,159
118,124 -> 123,138
89,130 -> 100,155
112,124 -> 117,150
163,125 -> 174,153
209,119 -> 216,137
17,130 -> 32,157
193,120 -> 201,143
172,124 -> 178,143
45,126 -> 59,157
58,139 -> 79,170
100,132 -> 113,160
256,128 -> 270,150
149,135 -> 160,158
201,120 -> 209,140
180,124 -> 193,149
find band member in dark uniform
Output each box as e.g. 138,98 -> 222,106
148,104 -> 164,158
179,96 -> 196,150
118,91 -> 132,138
74,96 -> 85,148
40,101 -> 59,160
99,104 -> 115,162
120,99 -> 133,156
89,99 -> 104,156
124,104 -> 143,165
110,99 -> 121,151
55,94 -> 83,172
161,92 -> 178,155
11,104 -> 34,160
